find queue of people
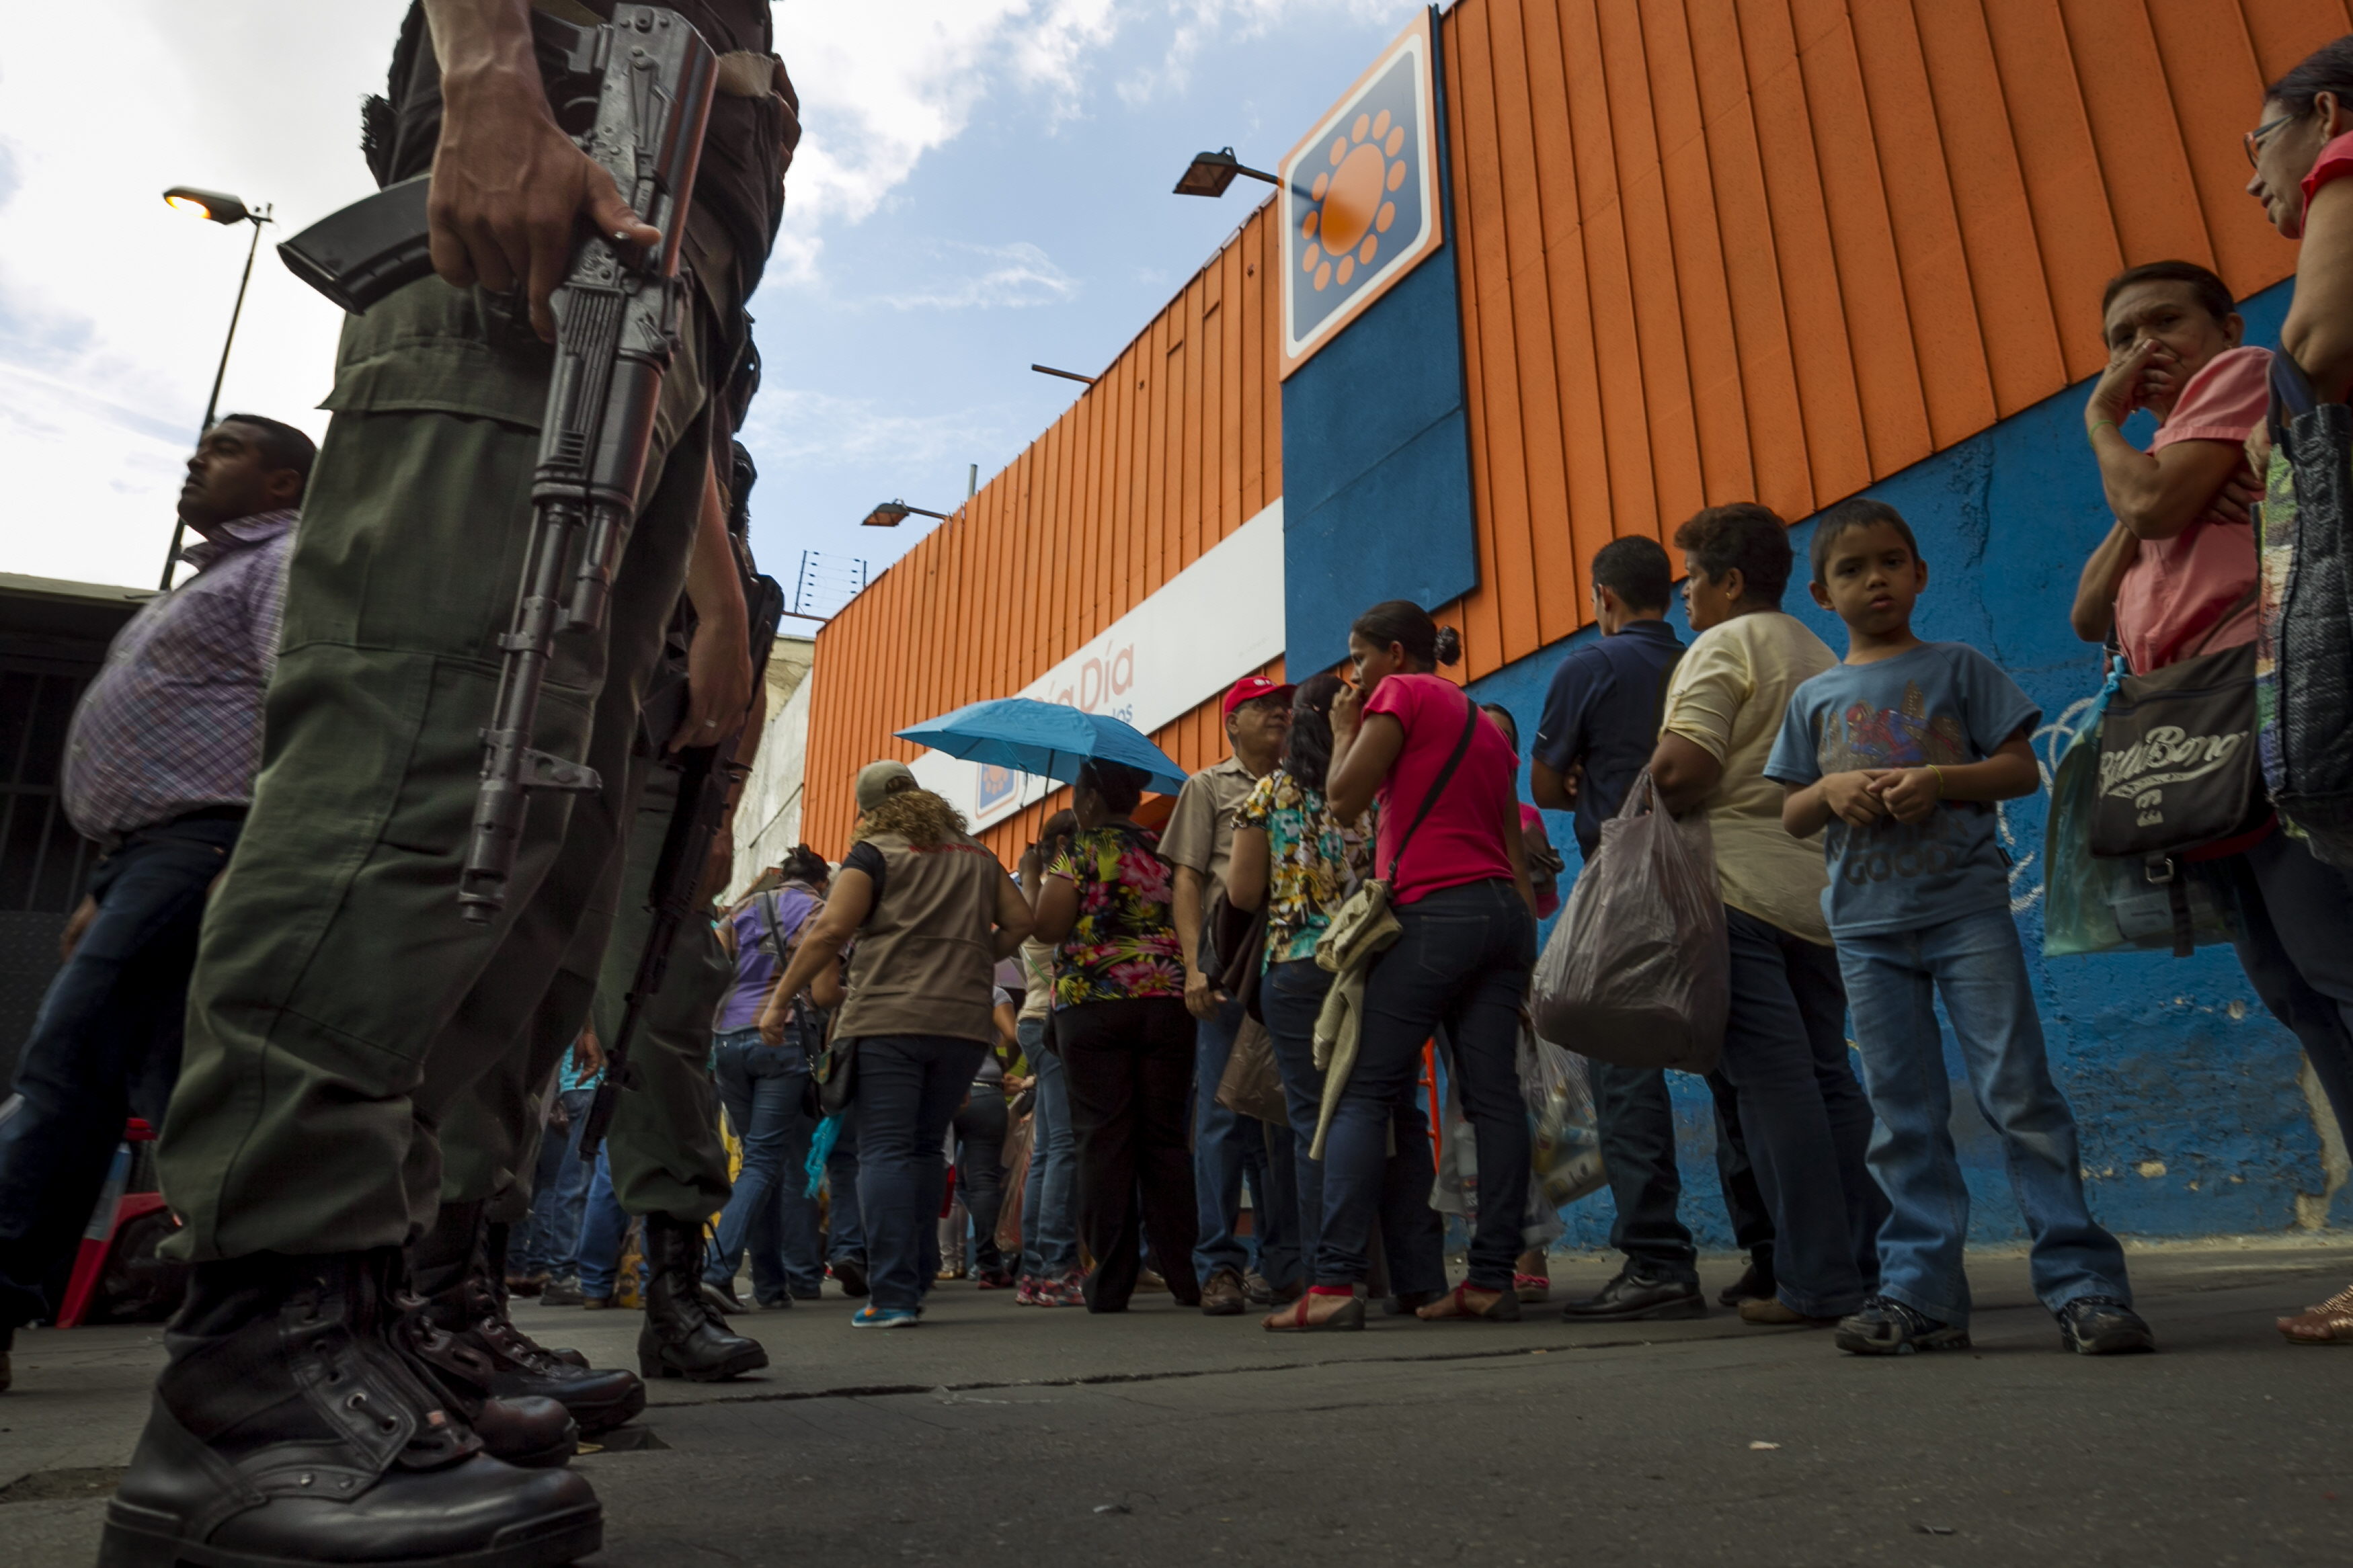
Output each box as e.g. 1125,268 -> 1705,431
627,38 -> 2353,1359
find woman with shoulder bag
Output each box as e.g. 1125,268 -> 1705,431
1027,760 -> 1201,1313
2237,38 -> 2353,1342
703,847 -> 834,1311
759,764 -> 1033,1328
1265,602 -> 1539,1331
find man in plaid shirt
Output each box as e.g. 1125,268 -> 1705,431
0,415 -> 307,1391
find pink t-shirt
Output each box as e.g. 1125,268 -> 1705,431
1362,672 -> 1515,906
2112,343 -> 2268,674
2302,130 -> 2353,208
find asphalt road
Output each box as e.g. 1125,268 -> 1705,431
6,1243 -> 2350,1567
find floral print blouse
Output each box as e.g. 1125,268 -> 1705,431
1044,822 -> 1186,1009
1233,768 -> 1371,968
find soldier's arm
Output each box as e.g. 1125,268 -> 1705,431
671,467 -> 754,751
422,0 -> 661,339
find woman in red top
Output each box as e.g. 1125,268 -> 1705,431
2242,36 -> 2353,1346
1265,601 -> 1537,1329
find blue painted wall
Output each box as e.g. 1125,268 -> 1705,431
1468,278 -> 2345,1248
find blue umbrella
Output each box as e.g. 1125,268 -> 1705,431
897,697 -> 1188,795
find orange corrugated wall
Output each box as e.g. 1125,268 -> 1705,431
803,0 -> 2342,858
1436,0 -> 2337,682
802,205 -> 1287,861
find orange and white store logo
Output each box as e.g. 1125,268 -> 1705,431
1279,10 -> 1442,378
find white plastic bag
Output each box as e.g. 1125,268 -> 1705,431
1532,771 -> 1728,1073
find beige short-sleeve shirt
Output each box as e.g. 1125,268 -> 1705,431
1660,610 -> 1837,945
1157,755 -> 1260,889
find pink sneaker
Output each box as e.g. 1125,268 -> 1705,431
1014,1274 -> 1041,1306
1043,1271 -> 1087,1308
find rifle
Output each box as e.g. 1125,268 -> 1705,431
579,566 -> 786,1159
276,5 -> 719,923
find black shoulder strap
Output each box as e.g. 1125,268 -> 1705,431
754,891 -> 787,958
1386,694 -> 1482,884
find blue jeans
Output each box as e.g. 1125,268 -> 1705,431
1714,909 -> 1882,1319
1588,1063 -> 1773,1280
823,1116 -> 866,1266
2214,829 -> 2353,1152
0,811 -> 240,1329
575,1147 -> 639,1301
1018,1019 -> 1078,1276
1318,880 -> 1531,1292
707,1026 -> 822,1300
517,1087 -> 595,1277
853,1034 -> 987,1312
1838,906 -> 2130,1327
1192,997 -> 1300,1286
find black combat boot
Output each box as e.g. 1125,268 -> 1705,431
484,1213 -> 589,1368
409,1201 -> 645,1436
99,1251 -> 599,1568
638,1214 -> 768,1382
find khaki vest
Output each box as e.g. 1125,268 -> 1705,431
834,832 -> 1004,1044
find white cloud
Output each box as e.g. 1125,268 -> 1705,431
872,241 -> 1080,311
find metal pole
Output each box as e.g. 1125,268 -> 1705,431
161,208 -> 268,591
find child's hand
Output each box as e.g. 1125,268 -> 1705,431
1821,771 -> 1889,827
1872,766 -> 1944,824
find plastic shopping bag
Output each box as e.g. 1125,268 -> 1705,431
1525,1032 -> 1606,1211
2043,668 -> 2239,959
1531,771 -> 1728,1073
1214,1016 -> 1289,1125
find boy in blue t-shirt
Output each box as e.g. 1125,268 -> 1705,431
1765,499 -> 2153,1359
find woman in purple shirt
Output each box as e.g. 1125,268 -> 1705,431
701,848 -> 832,1310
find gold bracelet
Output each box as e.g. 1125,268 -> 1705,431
1926,764 -> 1947,797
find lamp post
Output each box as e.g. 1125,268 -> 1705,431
860,499 -> 953,529
1172,147 -> 1281,198
159,185 -> 273,589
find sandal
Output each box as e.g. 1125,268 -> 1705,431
1416,1282 -> 1522,1322
1262,1290 -> 1365,1333
1513,1272 -> 1550,1305
2278,1281 -> 2353,1344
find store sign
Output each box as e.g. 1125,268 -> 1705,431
908,499 -> 1287,829
1278,9 -> 1443,380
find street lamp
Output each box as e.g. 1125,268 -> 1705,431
159,185 -> 274,589
1031,363 -> 1096,385
1172,147 -> 1280,198
861,499 -> 953,529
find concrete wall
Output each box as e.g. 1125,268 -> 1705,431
724,637 -> 816,903
1472,278 -> 2350,1247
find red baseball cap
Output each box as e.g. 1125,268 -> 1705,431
1222,675 -> 1296,718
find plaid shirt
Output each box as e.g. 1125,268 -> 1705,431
62,508 -> 297,841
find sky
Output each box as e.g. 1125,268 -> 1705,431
0,0 -> 1424,623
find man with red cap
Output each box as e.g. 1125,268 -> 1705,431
1162,674 -> 1297,1315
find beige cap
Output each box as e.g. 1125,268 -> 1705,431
855,759 -> 918,812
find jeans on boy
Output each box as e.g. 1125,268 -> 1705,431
706,1024 -> 821,1301
1716,909 -> 1884,1318
854,1034 -> 987,1313
1017,1018 -> 1079,1278
1316,880 -> 1527,1291
1588,1063 -> 1774,1283
517,1086 -> 596,1278
1192,995 -> 1300,1290
1839,906 -> 2130,1327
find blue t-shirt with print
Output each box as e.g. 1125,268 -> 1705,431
1763,642 -> 2040,937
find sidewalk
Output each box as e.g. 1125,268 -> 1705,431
7,1242 -> 2350,1565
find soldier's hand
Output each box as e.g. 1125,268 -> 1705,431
674,612 -> 755,751
424,0 -> 661,341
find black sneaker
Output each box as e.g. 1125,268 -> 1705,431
1717,1259 -> 1776,1307
2057,1294 -> 2155,1356
831,1257 -> 870,1298
1835,1294 -> 1970,1356
1560,1265 -> 1706,1323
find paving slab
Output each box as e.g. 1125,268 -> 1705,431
6,1243 -> 2351,1566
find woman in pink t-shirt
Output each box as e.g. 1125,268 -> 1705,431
1262,600 -> 1537,1331
2235,39 -> 2353,1346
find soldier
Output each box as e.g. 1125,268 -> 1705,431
102,4 -> 798,1567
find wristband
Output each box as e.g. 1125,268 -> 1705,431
1925,764 -> 1947,798
2087,417 -> 2118,441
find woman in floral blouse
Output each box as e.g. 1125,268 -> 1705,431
1023,759 -> 1200,1313
1228,673 -> 1447,1323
